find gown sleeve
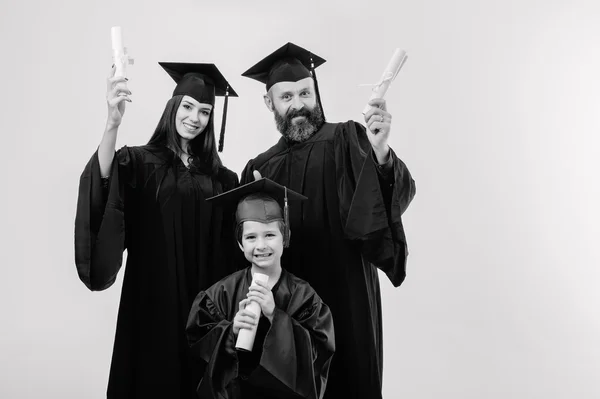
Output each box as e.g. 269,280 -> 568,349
240,159 -> 255,186
186,290 -> 239,399
247,293 -> 335,399
74,146 -> 137,291
334,121 -> 417,286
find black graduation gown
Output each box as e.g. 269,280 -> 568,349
240,121 -> 416,399
186,268 -> 335,399
74,145 -> 239,399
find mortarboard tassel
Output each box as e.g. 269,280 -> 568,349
218,86 -> 229,152
283,186 -> 290,247
310,54 -> 325,121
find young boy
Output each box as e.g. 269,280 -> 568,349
186,178 -> 335,399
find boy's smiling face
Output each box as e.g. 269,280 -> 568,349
239,220 -> 284,270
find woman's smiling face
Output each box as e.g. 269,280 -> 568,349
175,95 -> 213,143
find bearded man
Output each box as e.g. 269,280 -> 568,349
240,42 -> 416,399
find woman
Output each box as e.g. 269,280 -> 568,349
74,62 -> 240,398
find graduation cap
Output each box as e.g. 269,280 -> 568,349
207,178 -> 307,247
159,62 -> 238,152
242,42 -> 326,119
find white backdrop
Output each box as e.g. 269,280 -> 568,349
1,0 -> 599,398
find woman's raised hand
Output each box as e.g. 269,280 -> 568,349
106,65 -> 132,128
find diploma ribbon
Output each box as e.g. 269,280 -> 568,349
114,48 -> 135,66
360,50 -> 407,114
359,72 -> 396,93
358,53 -> 407,92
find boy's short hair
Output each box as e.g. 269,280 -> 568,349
236,219 -> 287,244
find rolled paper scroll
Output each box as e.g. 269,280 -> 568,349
362,48 -> 407,115
235,273 -> 270,352
111,26 -> 134,78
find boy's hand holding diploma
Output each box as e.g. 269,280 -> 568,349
233,299 -> 258,337
246,280 -> 275,322
233,280 -> 276,338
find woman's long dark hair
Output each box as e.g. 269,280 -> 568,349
147,95 -> 223,176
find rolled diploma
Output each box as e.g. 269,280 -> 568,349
235,273 -> 270,352
362,48 -> 407,115
111,26 -> 127,78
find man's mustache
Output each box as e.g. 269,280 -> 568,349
286,108 -> 312,120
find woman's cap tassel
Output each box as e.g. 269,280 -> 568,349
218,86 -> 229,152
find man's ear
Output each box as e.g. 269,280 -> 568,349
238,241 -> 244,252
263,93 -> 274,112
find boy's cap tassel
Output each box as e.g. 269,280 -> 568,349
283,186 -> 290,247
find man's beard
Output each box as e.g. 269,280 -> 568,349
274,105 -> 325,143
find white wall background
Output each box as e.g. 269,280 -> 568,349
1,0 -> 599,397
